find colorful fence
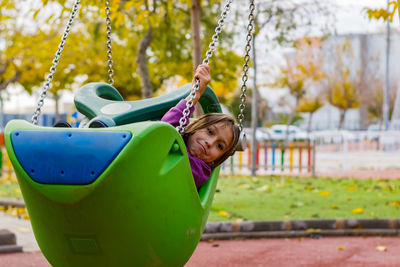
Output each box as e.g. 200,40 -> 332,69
222,141 -> 316,176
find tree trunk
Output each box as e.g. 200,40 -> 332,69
338,109 -> 346,130
191,0 -> 201,71
191,0 -> 203,117
136,24 -> 153,99
0,70 -> 21,90
54,93 -> 60,122
285,98 -> 299,145
307,112 -> 314,133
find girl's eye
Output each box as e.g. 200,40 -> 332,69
217,143 -> 224,150
207,128 -> 213,135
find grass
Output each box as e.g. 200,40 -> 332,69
1,175 -> 400,222
0,179 -> 21,199
208,175 -> 400,221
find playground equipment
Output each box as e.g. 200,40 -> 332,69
4,0 -> 255,266
222,141 -> 316,176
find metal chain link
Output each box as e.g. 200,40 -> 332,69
237,0 -> 255,131
105,0 -> 114,85
31,0 -> 81,125
176,0 -> 233,134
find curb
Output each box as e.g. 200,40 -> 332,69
0,229 -> 23,254
0,199 -> 25,208
1,199 -> 399,240
202,219 -> 400,240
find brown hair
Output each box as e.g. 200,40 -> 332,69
183,113 -> 240,169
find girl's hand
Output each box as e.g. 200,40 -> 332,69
186,64 -> 211,105
193,64 -> 211,94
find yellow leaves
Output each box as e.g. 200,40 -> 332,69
365,1 -> 398,22
330,205 -> 339,210
337,246 -> 344,251
0,205 -> 29,220
212,81 -> 230,98
376,245 -> 387,252
297,97 -> 323,113
177,77 -> 189,88
352,208 -> 364,214
319,191 -> 330,196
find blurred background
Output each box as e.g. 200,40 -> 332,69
1,0 -> 399,176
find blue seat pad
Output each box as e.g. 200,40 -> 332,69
11,130 -> 131,185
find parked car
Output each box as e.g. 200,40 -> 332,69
243,128 -> 271,143
312,130 -> 357,143
365,124 -> 382,141
268,125 -> 310,141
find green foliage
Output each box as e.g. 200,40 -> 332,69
1,0 -> 243,100
273,113 -> 304,126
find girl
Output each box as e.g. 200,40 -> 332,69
162,64 -> 240,189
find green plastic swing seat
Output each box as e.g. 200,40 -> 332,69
4,83 -> 222,266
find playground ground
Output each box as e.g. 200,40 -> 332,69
1,236 -> 400,266
1,169 -> 400,266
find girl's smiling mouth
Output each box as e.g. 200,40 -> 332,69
199,143 -> 206,155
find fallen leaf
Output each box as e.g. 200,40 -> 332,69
347,185 -> 356,191
319,191 -> 330,196
347,197 -> 352,201
330,205 -> 339,210
376,245 -> 387,252
387,200 -> 400,207
337,246 -> 344,251
306,228 -> 321,233
218,210 -> 231,218
256,185 -> 271,192
352,208 -> 364,214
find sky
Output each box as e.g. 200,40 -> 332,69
2,0 -> 396,114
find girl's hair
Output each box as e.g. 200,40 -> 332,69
183,113 -> 240,169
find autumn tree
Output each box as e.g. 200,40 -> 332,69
325,40 -> 361,130
297,97 -> 323,133
2,0 -> 244,118
361,56 -> 397,127
272,37 -> 325,136
228,0 -> 333,125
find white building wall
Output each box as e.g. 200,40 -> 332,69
299,32 -> 400,130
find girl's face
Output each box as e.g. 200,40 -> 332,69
187,122 -> 233,164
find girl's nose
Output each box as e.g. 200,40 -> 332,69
207,137 -> 217,147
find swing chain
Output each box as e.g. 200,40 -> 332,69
31,0 -> 81,125
176,0 -> 233,134
202,0 -> 233,66
237,0 -> 255,132
105,0 -> 114,85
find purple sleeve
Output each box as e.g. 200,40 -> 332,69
161,99 -> 194,128
188,155 -> 212,189
161,99 -> 211,189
